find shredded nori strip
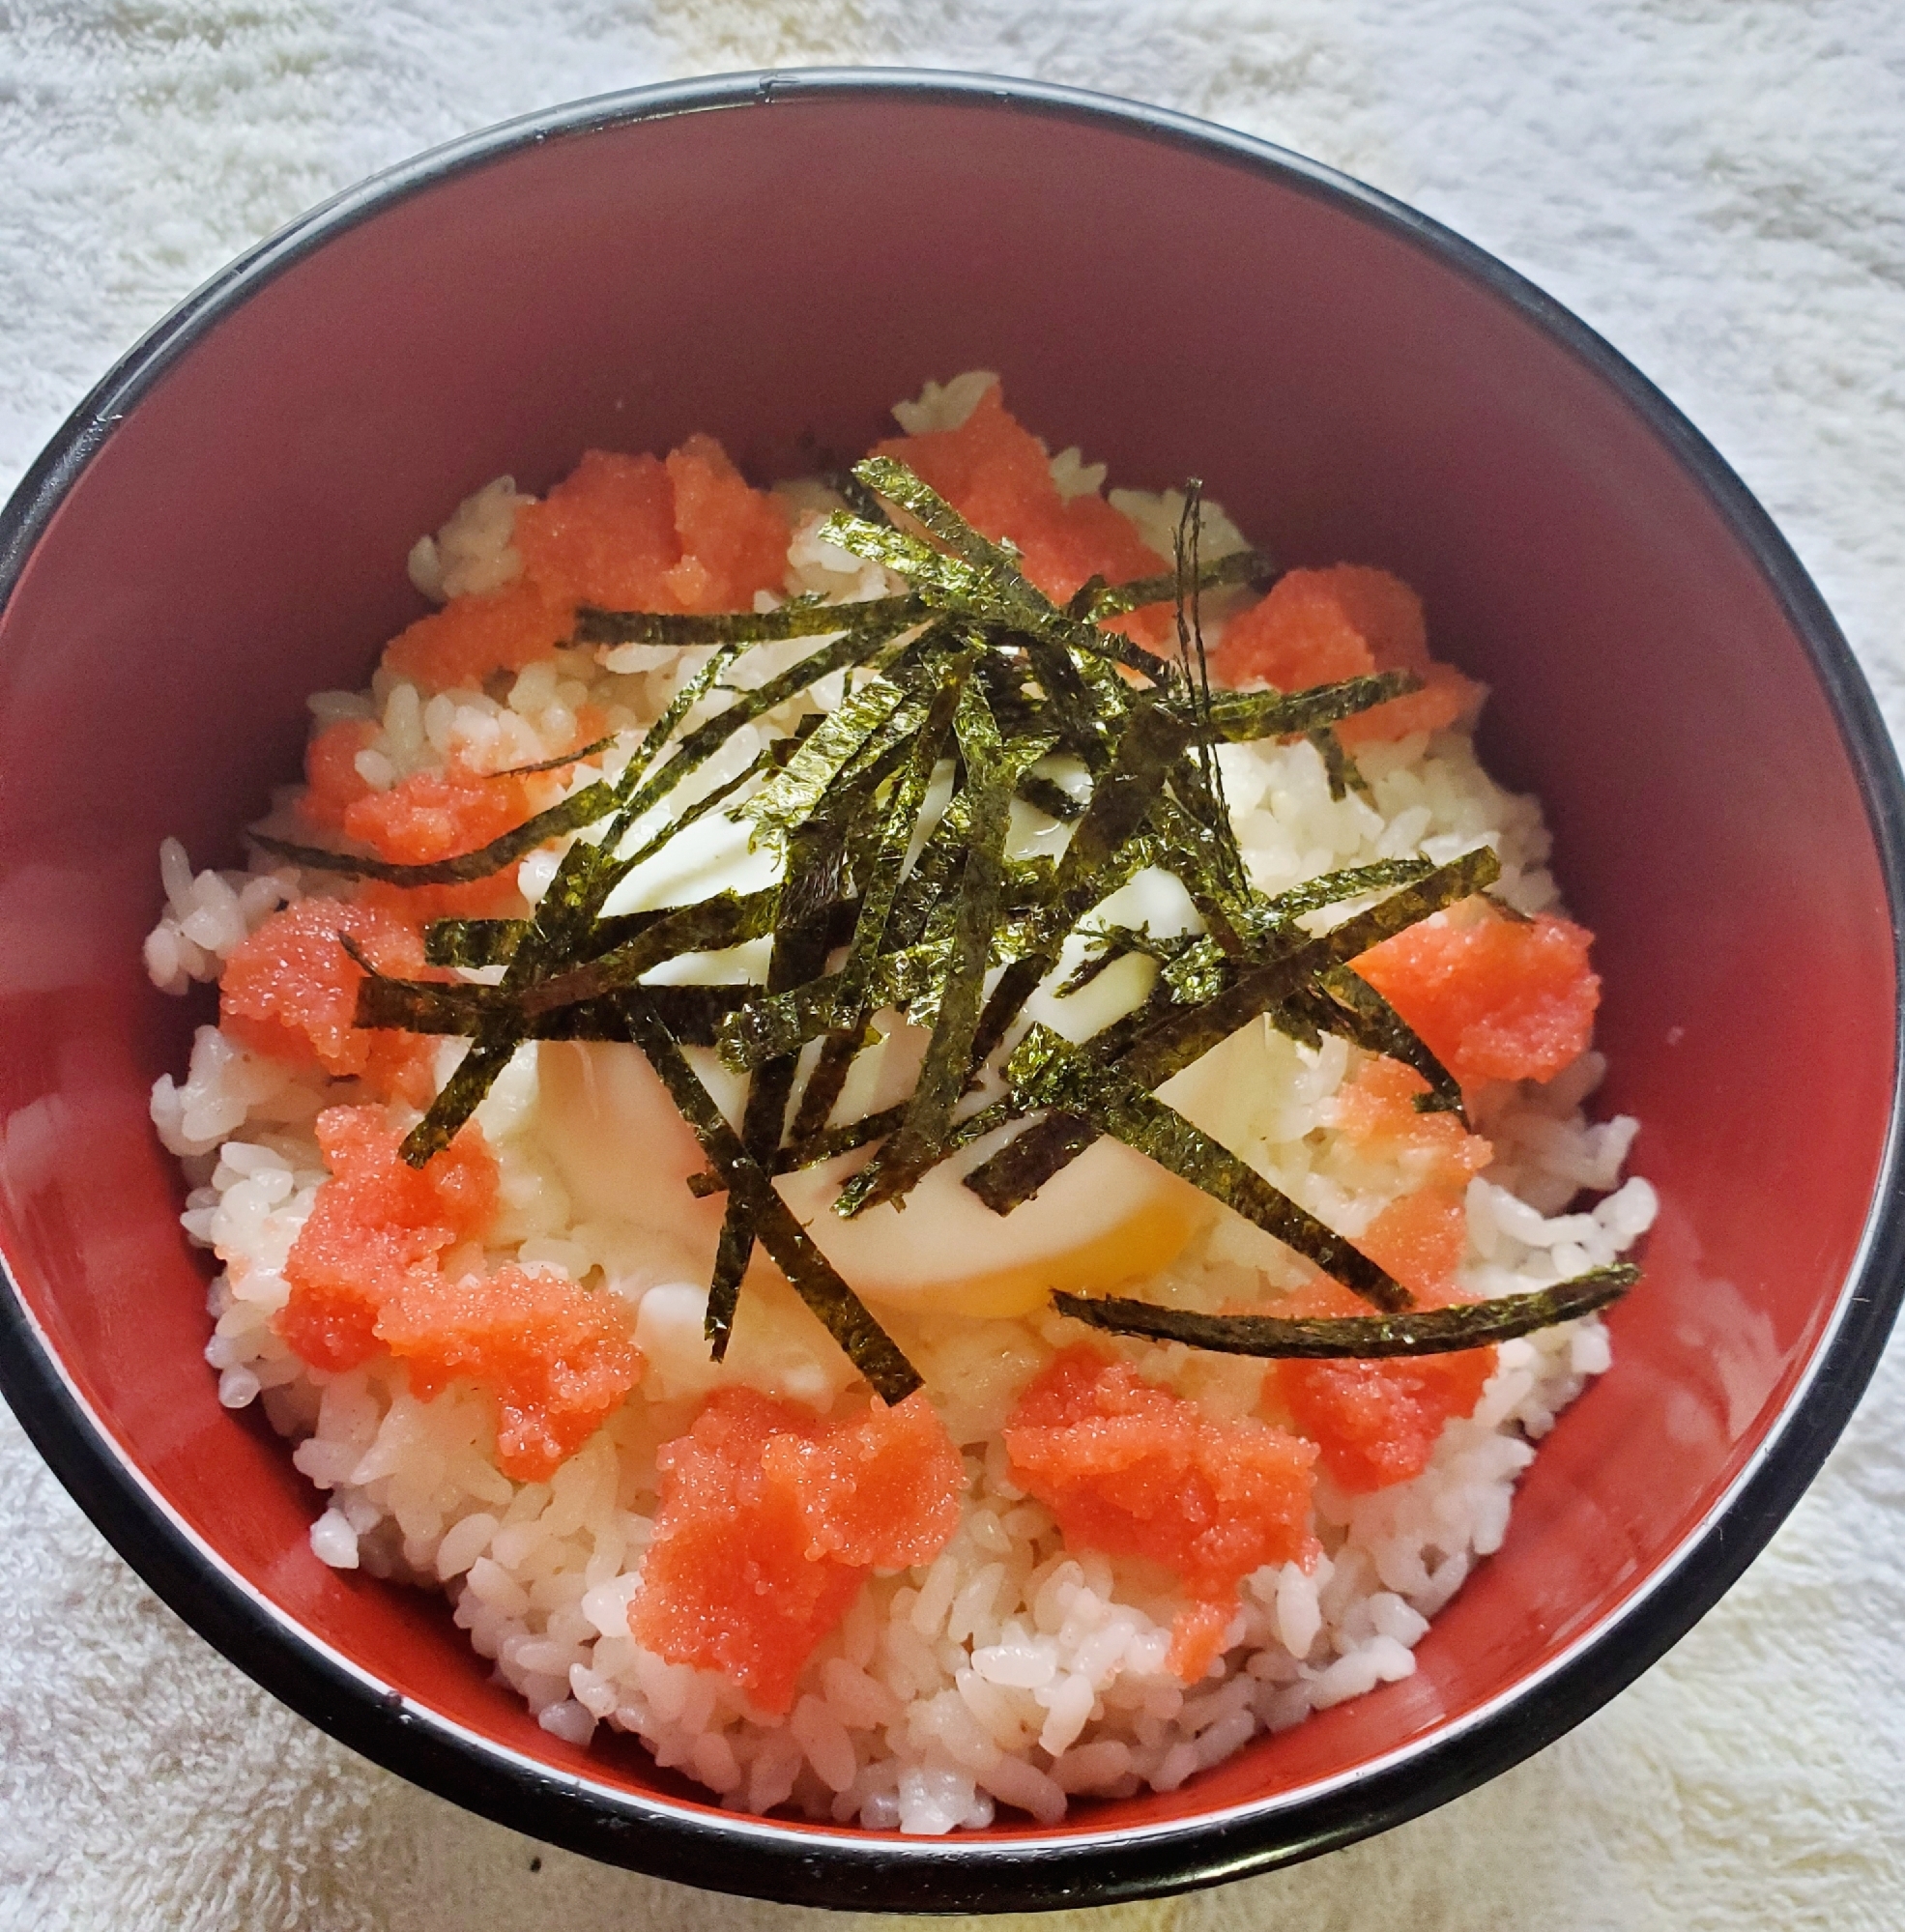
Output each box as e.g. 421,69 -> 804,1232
742,676 -> 918,847
1200,672 -> 1419,744
1053,1265 -> 1638,1358
358,973 -> 752,1046
491,734 -> 621,778
1307,728 -> 1370,802
574,593 -> 921,647
834,685 -> 1053,1217
612,989 -> 921,1401
706,820 -> 845,1358
1004,1024 -> 1412,1311
1308,966 -> 1464,1113
965,700 -> 1195,1074
1087,546 -> 1277,619
517,887 -> 781,1016
1017,770 -> 1085,822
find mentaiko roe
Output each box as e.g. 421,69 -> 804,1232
1215,563 -> 1483,746
630,1389 -> 964,1714
1350,906 -> 1600,1088
278,1107 -> 499,1373
875,382 -> 1171,642
1273,1276 -> 1497,1498
1004,1346 -> 1318,1681
277,1109 -> 640,1481
219,898 -> 434,1103
383,438 -> 790,691
1275,1059 -> 1500,1493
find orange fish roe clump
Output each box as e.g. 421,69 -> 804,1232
379,1262 -> 642,1483
277,1107 -> 499,1373
760,1390 -> 966,1569
511,449 -> 677,609
631,1390 -> 963,1715
1350,907 -> 1601,1088
301,717 -> 380,832
513,437 -> 792,616
277,1112 -> 636,1476
1276,1058 -> 1500,1493
339,763 -> 541,868
661,435 -> 796,614
1331,1056 -> 1494,1194
875,383 -> 1170,641
1004,1345 -> 1318,1681
1215,564 -> 1483,746
1273,1273 -> 1497,1497
382,576 -> 575,692
219,897 -> 432,1094
390,438 -> 789,693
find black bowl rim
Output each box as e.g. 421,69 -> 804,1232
1,66 -> 1900,1916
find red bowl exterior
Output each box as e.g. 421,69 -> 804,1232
0,72 -> 1900,1912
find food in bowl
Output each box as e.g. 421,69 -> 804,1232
143,373 -> 1654,1833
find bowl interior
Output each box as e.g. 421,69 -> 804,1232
0,85 -> 1892,1872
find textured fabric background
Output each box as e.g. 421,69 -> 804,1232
2,6 -> 1902,1928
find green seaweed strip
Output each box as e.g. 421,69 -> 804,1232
608,643 -> 741,813
519,886 -> 782,1017
1018,770 -> 1084,822
852,455 -> 1028,577
852,456 -> 1179,685
1005,1025 -> 1412,1311
422,919 -> 522,969
1087,547 -> 1276,619
742,676 -> 916,845
400,1033 -> 523,1162
827,457 -> 1083,650
834,685 -> 1054,1217
1170,481 -> 1238,897
706,821 -> 845,1359
1307,728 -> 1371,803
885,801 -> 969,946
781,1028 -> 870,1164
776,1100 -> 909,1172
1202,672 -> 1418,744
356,974 -> 509,1031
967,701 -> 1196,1075
574,593 -> 921,647
824,467 -> 896,529
1119,846 -> 1502,1090
611,623 -> 900,839
491,734 -> 621,778
250,778 -> 616,887
1313,965 -> 1463,1113
422,898 -> 716,971
830,660 -> 968,1015
720,937 -> 962,1072
1053,1265 -> 1639,1359
1257,858 -> 1434,926
595,743 -> 779,891
612,990 -> 921,1401
357,974 -> 750,1046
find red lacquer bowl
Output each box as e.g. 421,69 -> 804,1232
0,72 -> 1899,1913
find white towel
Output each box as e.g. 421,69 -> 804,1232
2,5 -> 1901,1926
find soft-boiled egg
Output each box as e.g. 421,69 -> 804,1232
524,754 -> 1227,1323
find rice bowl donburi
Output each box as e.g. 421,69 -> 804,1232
144,373 -> 1655,1834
